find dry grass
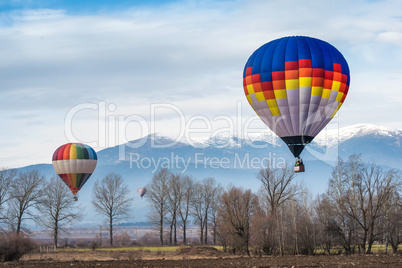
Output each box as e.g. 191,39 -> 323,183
58,246 -> 181,252
21,246 -> 228,262
15,250 -> 402,268
21,244 -> 402,264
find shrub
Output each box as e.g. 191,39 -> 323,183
110,251 -> 122,260
155,250 -> 164,256
89,241 -> 98,250
127,250 -> 142,261
115,231 -> 131,246
75,239 -> 89,248
0,232 -> 35,262
138,232 -> 160,246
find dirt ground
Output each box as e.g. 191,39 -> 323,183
1,246 -> 402,267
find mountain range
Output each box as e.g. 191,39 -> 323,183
18,124 -> 402,224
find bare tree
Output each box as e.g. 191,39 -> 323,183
386,192 -> 402,253
334,155 -> 366,254
146,168 -> 170,245
249,207 -> 276,255
257,165 -> 297,255
314,193 -> 337,254
218,186 -> 258,256
293,189 -> 316,255
327,158 -> 356,254
325,155 -> 402,254
329,155 -> 401,254
178,175 -> 195,245
0,168 -> 16,223
36,176 -> 83,248
167,173 -> 181,245
91,173 -> 132,246
7,170 -> 44,234
191,177 -> 219,245
209,184 -> 223,245
115,230 -> 131,246
191,181 -> 205,244
355,165 -> 400,253
202,178 -> 220,245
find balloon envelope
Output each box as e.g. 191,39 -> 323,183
243,36 -> 350,157
137,187 -> 146,198
52,143 -> 97,195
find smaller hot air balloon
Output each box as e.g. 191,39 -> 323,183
137,187 -> 146,199
52,143 -> 97,201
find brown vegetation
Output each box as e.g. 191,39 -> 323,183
91,173 -> 133,247
0,154 -> 401,264
0,232 -> 35,262
9,247 -> 402,267
143,155 -> 401,257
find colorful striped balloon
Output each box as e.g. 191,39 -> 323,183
243,36 -> 350,158
52,143 -> 97,196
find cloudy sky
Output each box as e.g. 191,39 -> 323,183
1,0 -> 401,168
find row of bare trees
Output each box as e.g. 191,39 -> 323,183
1,152 -> 400,254
0,169 -> 82,248
146,155 -> 401,255
146,168 -> 223,246
317,154 -> 402,254
0,168 -> 133,248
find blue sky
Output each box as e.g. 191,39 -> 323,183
0,0 -> 170,12
0,0 -> 402,167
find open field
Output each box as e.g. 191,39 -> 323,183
0,246 -> 400,267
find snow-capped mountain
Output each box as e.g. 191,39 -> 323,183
311,124 -> 401,168
97,123 -> 401,169
17,124 -> 402,223
313,124 -> 401,146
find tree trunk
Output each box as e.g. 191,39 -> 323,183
160,217 -> 164,245
199,221 -> 204,245
109,217 -> 113,247
276,211 -> 283,255
391,243 -> 398,253
362,228 -> 367,254
366,222 -> 376,254
367,242 -> 373,254
54,221 -> 58,249
169,221 -> 173,245
280,211 -> 285,255
17,214 -> 22,234
213,222 -> 217,245
173,217 -> 177,246
385,236 -> 388,255
183,222 -> 187,244
204,218 -> 208,245
245,221 -> 250,256
99,226 -> 103,247
367,235 -> 375,254
291,198 -> 298,255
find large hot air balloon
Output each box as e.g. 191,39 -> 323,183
52,143 -> 97,200
243,36 -> 350,172
137,187 -> 146,199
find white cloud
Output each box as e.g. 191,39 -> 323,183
12,9 -> 66,22
1,0 -> 402,167
378,31 -> 402,46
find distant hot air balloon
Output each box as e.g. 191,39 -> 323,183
52,143 -> 97,200
137,187 -> 146,199
243,36 -> 350,172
